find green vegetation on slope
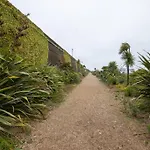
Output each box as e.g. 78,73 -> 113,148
0,0 -> 49,67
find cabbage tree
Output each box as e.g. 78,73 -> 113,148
119,43 -> 134,85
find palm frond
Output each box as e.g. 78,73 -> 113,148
119,42 -> 130,54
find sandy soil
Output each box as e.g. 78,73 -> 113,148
22,74 -> 149,150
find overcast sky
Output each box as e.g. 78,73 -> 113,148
9,0 -> 150,70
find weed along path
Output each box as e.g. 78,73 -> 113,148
23,74 -> 149,150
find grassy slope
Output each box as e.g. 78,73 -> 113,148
0,0 -> 49,67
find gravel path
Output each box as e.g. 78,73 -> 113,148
23,74 -> 149,150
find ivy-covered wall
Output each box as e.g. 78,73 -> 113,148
0,0 -> 83,72
63,50 -> 71,63
0,0 -> 49,67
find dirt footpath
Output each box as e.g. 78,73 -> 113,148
23,74 -> 149,150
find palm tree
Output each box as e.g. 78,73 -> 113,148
119,43 -> 134,85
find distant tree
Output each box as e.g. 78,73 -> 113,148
108,61 -> 119,75
119,43 -> 134,85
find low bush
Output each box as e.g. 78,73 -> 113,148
80,69 -> 88,77
69,72 -> 81,84
0,136 -> 15,150
117,74 -> 126,84
33,66 -> 64,95
115,84 -> 126,91
107,76 -> 117,85
124,86 -> 137,97
137,99 -> 150,113
62,71 -> 81,84
60,63 -> 81,84
124,98 -> 140,117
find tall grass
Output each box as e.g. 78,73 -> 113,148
0,53 -> 51,134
